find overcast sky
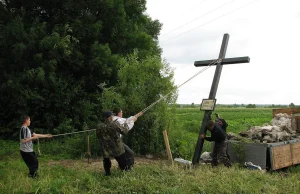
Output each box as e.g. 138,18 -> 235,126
146,0 -> 300,105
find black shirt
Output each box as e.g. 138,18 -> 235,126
204,124 -> 226,143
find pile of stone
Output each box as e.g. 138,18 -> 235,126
237,113 -> 300,143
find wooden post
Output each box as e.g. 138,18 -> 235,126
87,132 -> 91,164
163,130 -> 174,165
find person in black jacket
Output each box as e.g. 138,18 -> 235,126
200,120 -> 232,167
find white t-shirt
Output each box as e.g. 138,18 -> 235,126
20,126 -> 35,152
112,115 -> 136,137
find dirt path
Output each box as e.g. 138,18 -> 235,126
46,156 -> 165,172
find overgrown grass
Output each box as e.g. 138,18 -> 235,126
1,150 -> 300,194
3,107 -> 295,193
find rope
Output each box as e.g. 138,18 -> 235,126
140,59 -> 218,114
51,129 -> 96,137
37,138 -> 41,156
46,60 -> 218,138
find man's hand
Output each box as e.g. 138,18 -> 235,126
200,134 -> 205,138
46,134 -> 53,138
131,117 -> 138,122
135,112 -> 143,118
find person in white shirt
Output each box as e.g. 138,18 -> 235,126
112,108 -> 143,168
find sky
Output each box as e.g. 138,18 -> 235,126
145,0 -> 300,105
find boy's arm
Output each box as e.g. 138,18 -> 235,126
126,112 -> 143,123
116,112 -> 143,133
21,136 -> 38,143
20,127 -> 38,143
125,112 -> 143,127
33,134 -> 52,138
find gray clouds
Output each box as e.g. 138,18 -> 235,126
147,0 -> 300,104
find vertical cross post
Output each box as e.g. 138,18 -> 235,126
192,33 -> 230,165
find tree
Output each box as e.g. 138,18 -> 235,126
246,104 -> 256,108
289,103 -> 295,108
191,103 -> 195,108
0,0 -> 163,138
101,52 -> 176,154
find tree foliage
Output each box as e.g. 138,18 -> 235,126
246,104 -> 256,108
0,0 -> 176,154
289,103 -> 295,108
101,52 -> 177,154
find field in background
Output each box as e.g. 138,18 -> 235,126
168,108 -> 273,159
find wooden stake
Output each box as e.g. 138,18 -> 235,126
87,132 -> 91,164
163,130 -> 174,165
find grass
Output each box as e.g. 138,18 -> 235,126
2,107 -> 299,193
1,152 -> 300,194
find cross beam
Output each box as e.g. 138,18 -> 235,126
194,56 -> 250,67
192,33 -> 250,165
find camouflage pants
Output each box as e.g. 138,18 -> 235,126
212,141 -> 231,167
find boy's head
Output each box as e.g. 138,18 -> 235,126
206,120 -> 215,131
22,115 -> 31,126
113,108 -> 123,117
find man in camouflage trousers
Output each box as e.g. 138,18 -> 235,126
96,111 -> 134,176
200,120 -> 232,168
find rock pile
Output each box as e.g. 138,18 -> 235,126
237,113 -> 300,143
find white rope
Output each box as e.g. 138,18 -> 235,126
52,129 -> 96,137
37,138 -> 41,156
140,59 -> 218,114
49,60 -> 218,137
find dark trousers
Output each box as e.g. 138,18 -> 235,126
20,150 -> 39,177
103,153 -> 129,175
124,143 -> 134,167
212,141 -> 231,167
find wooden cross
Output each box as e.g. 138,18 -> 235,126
192,33 -> 250,165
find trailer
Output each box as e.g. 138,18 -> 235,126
227,108 -> 300,170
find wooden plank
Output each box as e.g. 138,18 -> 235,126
272,108 -> 300,130
270,144 -> 292,170
194,57 -> 250,67
163,130 -> 174,166
291,142 -> 300,165
272,108 -> 300,117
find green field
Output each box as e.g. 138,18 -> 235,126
168,108 -> 273,159
3,107 -> 297,194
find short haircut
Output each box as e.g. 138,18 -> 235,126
21,115 -> 30,124
206,120 -> 215,128
113,108 -> 122,115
